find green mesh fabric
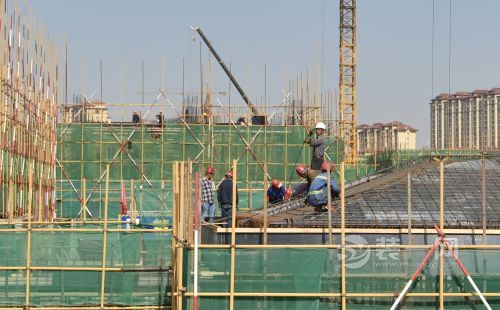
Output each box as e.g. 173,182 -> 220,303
181,248 -> 500,309
57,124 -> 346,211
0,230 -> 171,307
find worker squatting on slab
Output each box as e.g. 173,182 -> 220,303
304,122 -> 326,170
293,165 -> 321,197
217,170 -> 239,223
200,167 -> 216,222
306,161 -> 340,212
267,179 -> 291,204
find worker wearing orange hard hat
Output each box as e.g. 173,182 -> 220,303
267,179 -> 287,204
201,167 -> 215,222
293,165 -> 321,196
306,161 -> 340,212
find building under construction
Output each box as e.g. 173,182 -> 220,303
1,0 -> 500,309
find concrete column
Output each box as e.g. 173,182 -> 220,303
384,129 -> 388,151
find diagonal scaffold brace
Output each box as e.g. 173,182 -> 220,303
390,224 -> 492,310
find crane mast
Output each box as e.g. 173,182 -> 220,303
339,0 -> 357,163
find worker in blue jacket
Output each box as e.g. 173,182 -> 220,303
267,179 -> 286,204
306,161 -> 340,212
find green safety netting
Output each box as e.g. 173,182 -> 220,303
0,230 -> 171,306
57,123 -> 345,186
0,123 -> 489,308
182,248 -> 500,309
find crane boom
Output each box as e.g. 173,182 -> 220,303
192,26 -> 261,120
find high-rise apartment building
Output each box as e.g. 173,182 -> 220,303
357,121 -> 417,154
430,89 -> 499,150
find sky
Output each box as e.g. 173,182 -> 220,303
23,0 -> 500,148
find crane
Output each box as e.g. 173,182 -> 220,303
339,0 -> 357,163
192,26 -> 265,125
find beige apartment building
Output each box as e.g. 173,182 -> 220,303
357,121 -> 417,154
430,88 -> 499,150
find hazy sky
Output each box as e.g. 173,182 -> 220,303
25,0 -> 500,147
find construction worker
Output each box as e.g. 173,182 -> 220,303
237,117 -> 248,126
293,165 -> 321,196
201,167 -> 216,222
156,111 -> 164,125
132,111 -> 140,123
304,122 -> 326,170
306,161 -> 340,212
267,179 -> 286,204
217,170 -> 239,222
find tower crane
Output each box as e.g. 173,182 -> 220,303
339,0 -> 357,163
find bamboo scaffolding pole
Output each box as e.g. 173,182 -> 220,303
171,162 -> 178,309
340,162 -> 346,309
187,243 -> 500,249
177,161 -> 185,309
0,219 -> 170,225
187,161 -> 193,244
0,306 -> 170,310
82,177 -> 87,222
482,158 -> 487,243
193,171 -> 200,310
25,165 -> 33,306
407,171 -> 412,245
229,159 -> 237,310
38,171 -> 43,221
182,292 -> 500,298
327,162 -> 332,244
29,228 -> 171,232
439,159 -> 444,310
0,266 -> 171,272
100,164 -> 110,308
482,158 -> 488,293
131,179 -> 135,222
263,163 -> 268,245
214,227 -> 500,235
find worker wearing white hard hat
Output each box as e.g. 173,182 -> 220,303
315,122 -> 326,130
304,122 -> 327,169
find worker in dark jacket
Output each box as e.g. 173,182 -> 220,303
132,111 -> 140,123
306,161 -> 340,212
217,170 -> 239,220
267,179 -> 286,204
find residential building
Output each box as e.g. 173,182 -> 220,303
357,121 -> 417,154
430,88 -> 499,150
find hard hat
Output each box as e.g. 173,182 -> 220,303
285,187 -> 293,199
321,161 -> 335,172
205,167 -> 215,175
315,122 -> 326,130
225,170 -> 233,178
271,179 -> 281,188
296,165 -> 307,177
